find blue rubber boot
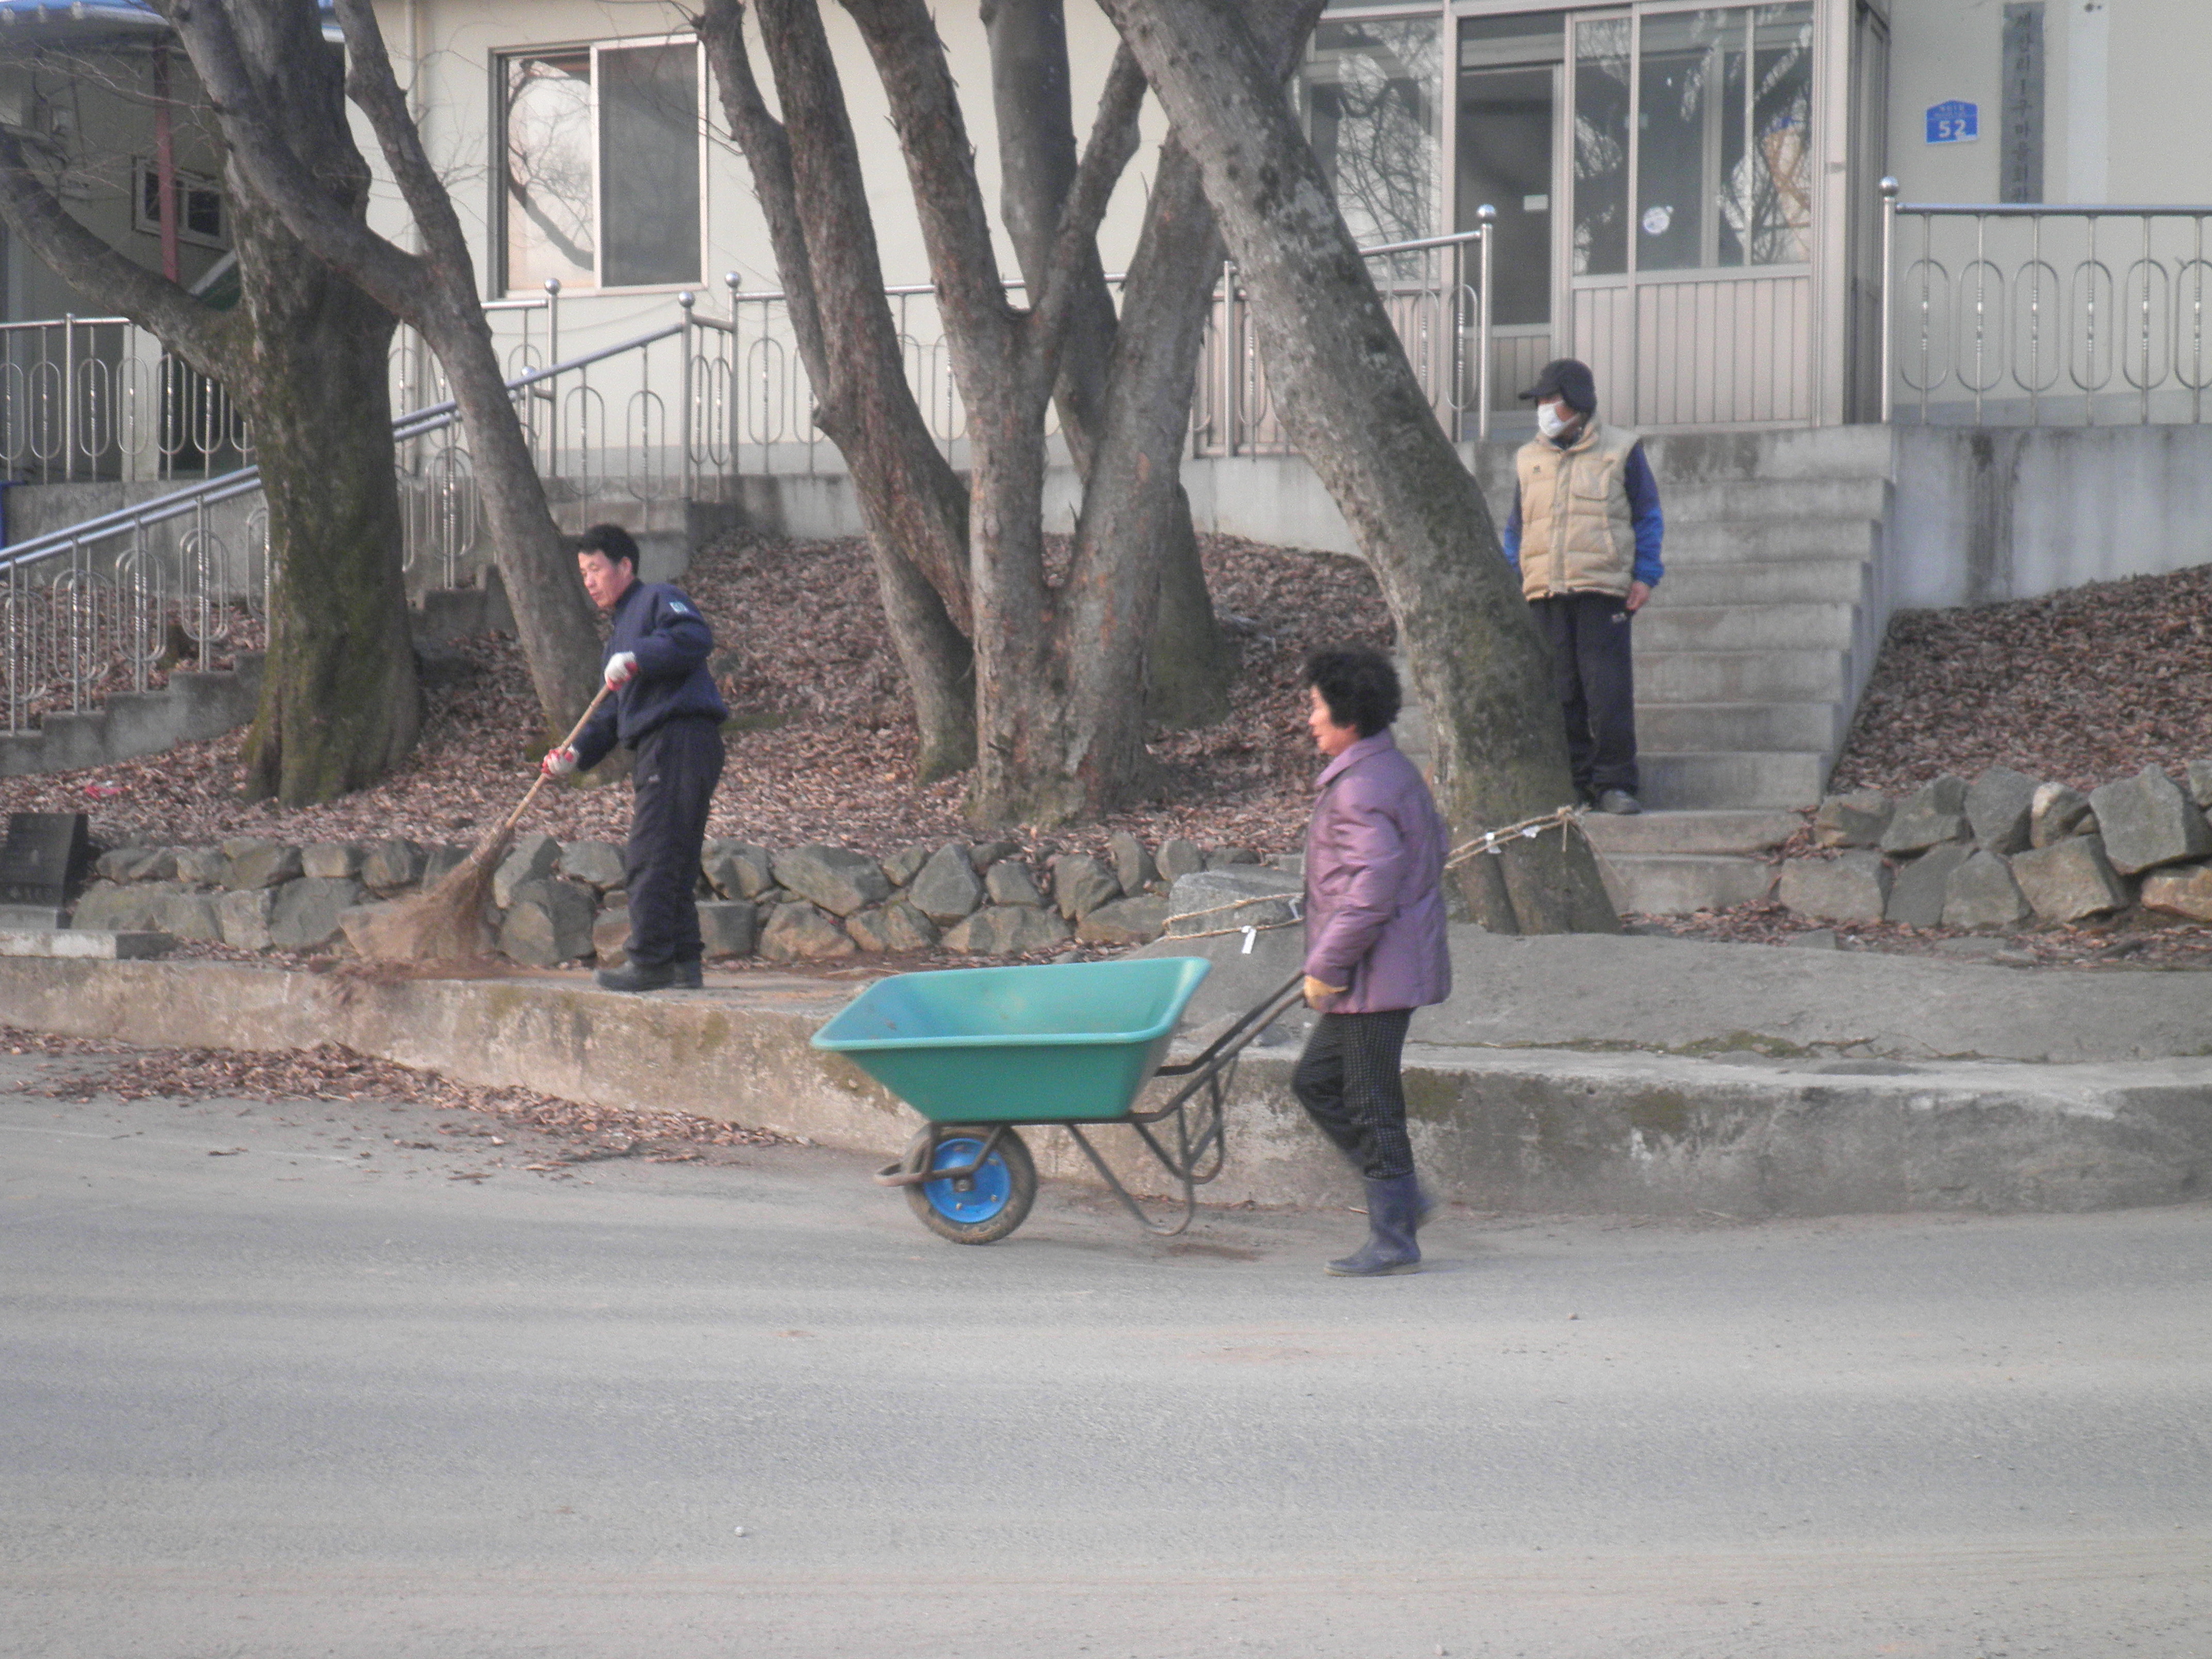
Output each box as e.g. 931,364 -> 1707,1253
1325,1173 -> 1423,1276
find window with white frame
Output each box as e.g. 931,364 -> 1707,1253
133,160 -> 227,249
501,38 -> 702,294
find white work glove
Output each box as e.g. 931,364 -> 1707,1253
541,745 -> 578,778
604,650 -> 639,690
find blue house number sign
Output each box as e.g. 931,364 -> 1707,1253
1926,100 -> 1979,144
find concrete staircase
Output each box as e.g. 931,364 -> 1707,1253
1469,426 -> 1897,914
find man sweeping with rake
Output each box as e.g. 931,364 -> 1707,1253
543,524 -> 728,993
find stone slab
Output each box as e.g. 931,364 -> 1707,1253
0,929 -> 172,959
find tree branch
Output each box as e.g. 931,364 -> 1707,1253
0,127 -> 242,384
1024,45 -> 1145,387
153,0 -> 425,311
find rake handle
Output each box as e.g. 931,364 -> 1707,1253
495,681 -> 614,842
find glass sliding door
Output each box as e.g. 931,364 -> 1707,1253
1564,2 -> 1819,428
1457,13 -> 1566,414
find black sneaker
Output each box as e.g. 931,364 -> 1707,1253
1596,789 -> 1644,816
594,961 -> 676,993
672,958 -> 703,989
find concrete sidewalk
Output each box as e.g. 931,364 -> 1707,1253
1,925 -> 2205,1218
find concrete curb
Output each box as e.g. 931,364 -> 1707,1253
3,955 -> 2207,1219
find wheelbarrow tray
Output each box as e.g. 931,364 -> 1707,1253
810,957 -> 1213,1125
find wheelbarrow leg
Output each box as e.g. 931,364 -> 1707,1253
1064,1124 -> 1199,1237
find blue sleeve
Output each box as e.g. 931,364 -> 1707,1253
630,588 -> 715,681
1624,444 -> 1663,588
570,693 -> 619,773
1501,484 -> 1522,568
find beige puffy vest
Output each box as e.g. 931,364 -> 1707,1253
1513,420 -> 1641,600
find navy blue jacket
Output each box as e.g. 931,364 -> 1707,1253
571,579 -> 728,771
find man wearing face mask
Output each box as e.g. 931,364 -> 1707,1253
1500,358 -> 1664,816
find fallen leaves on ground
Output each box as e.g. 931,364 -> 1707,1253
1,1028 -> 795,1160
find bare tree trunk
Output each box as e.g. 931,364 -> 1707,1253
700,0 -> 975,779
157,0 -> 603,740
0,7 -> 419,805
983,0 -> 1230,729
1100,0 -> 1617,933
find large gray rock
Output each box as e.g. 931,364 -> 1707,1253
2029,782 -> 2096,848
909,843 -> 984,924
498,877 -> 595,967
591,903 -> 631,967
217,887 -> 277,950
1965,767 -> 2039,855
94,848 -> 151,882
492,834 -> 562,910
942,904 -> 1071,955
1812,792 -> 1892,850
985,860 -> 1047,908
2140,860 -> 2212,922
73,881 -> 173,932
773,844 -> 891,917
126,849 -> 178,883
2089,766 -> 2212,874
2188,760 -> 2212,811
882,842 -> 934,887
1107,832 -> 1159,894
419,844 -> 468,889
173,848 -> 230,887
759,902 -> 856,961
1879,776 -> 1971,856
1777,852 -> 1890,922
847,899 -> 940,953
158,890 -> 225,942
559,840 -> 627,891
1205,845 -> 1261,870
1165,867 -> 1305,938
2011,834 -> 2130,923
270,877 -> 365,951
222,839 -> 303,891
301,842 -> 366,881
1076,893 -> 1170,947
1157,837 -> 1204,884
969,840 -> 1022,872
697,899 -> 758,959
1941,852 -> 2030,931
1883,842 -> 1973,926
1051,855 -> 1121,920
703,841 -> 774,900
359,839 -> 425,894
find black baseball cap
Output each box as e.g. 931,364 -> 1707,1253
1519,358 -> 1597,414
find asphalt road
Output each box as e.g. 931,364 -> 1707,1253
4,1053 -> 2208,1658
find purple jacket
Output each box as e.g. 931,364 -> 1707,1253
1302,729 -> 1453,1013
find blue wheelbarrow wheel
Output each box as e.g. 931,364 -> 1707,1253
905,1126 -> 1037,1245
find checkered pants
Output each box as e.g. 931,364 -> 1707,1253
1292,1009 -> 1416,1181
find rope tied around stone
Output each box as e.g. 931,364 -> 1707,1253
1160,806 -> 1595,942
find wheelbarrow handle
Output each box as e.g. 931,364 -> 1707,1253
1152,971 -> 1307,1080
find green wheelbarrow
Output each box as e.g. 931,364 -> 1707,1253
811,957 -> 1305,1244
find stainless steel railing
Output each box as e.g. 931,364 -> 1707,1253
0,314 -> 250,484
1882,180 -> 2212,426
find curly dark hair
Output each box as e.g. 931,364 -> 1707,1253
575,523 -> 641,572
1302,645 -> 1401,738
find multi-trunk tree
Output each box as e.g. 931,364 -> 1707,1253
699,0 -> 1271,824
0,4 -> 419,805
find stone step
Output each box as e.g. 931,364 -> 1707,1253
1596,853 -> 1778,915
1579,808 -> 1802,857
1633,601 -> 1859,653
1641,750 -> 1829,810
1658,476 -> 1893,522
1654,558 -> 1872,608
1633,647 -> 1851,705
1635,701 -> 1843,753
1662,518 -> 1883,565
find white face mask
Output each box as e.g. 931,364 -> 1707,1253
1537,401 -> 1577,440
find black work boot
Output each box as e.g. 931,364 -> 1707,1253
595,960 -> 676,993
1325,1174 -> 1423,1277
671,958 -> 704,989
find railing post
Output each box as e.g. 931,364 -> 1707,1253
544,277 -> 561,367
62,315 -> 75,482
1477,205 -> 1497,443
725,271 -> 742,479
678,290 -> 696,499
1879,178 -> 1897,425
1219,259 -> 1239,456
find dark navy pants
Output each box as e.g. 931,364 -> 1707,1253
624,715 -> 725,967
1292,1009 -> 1416,1181
1531,591 -> 1638,797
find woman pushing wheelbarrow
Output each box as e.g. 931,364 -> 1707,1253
1293,646 -> 1453,1277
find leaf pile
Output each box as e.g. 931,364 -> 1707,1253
2,1029 -> 795,1156
1831,564 -> 2212,794
0,533 -> 1392,864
